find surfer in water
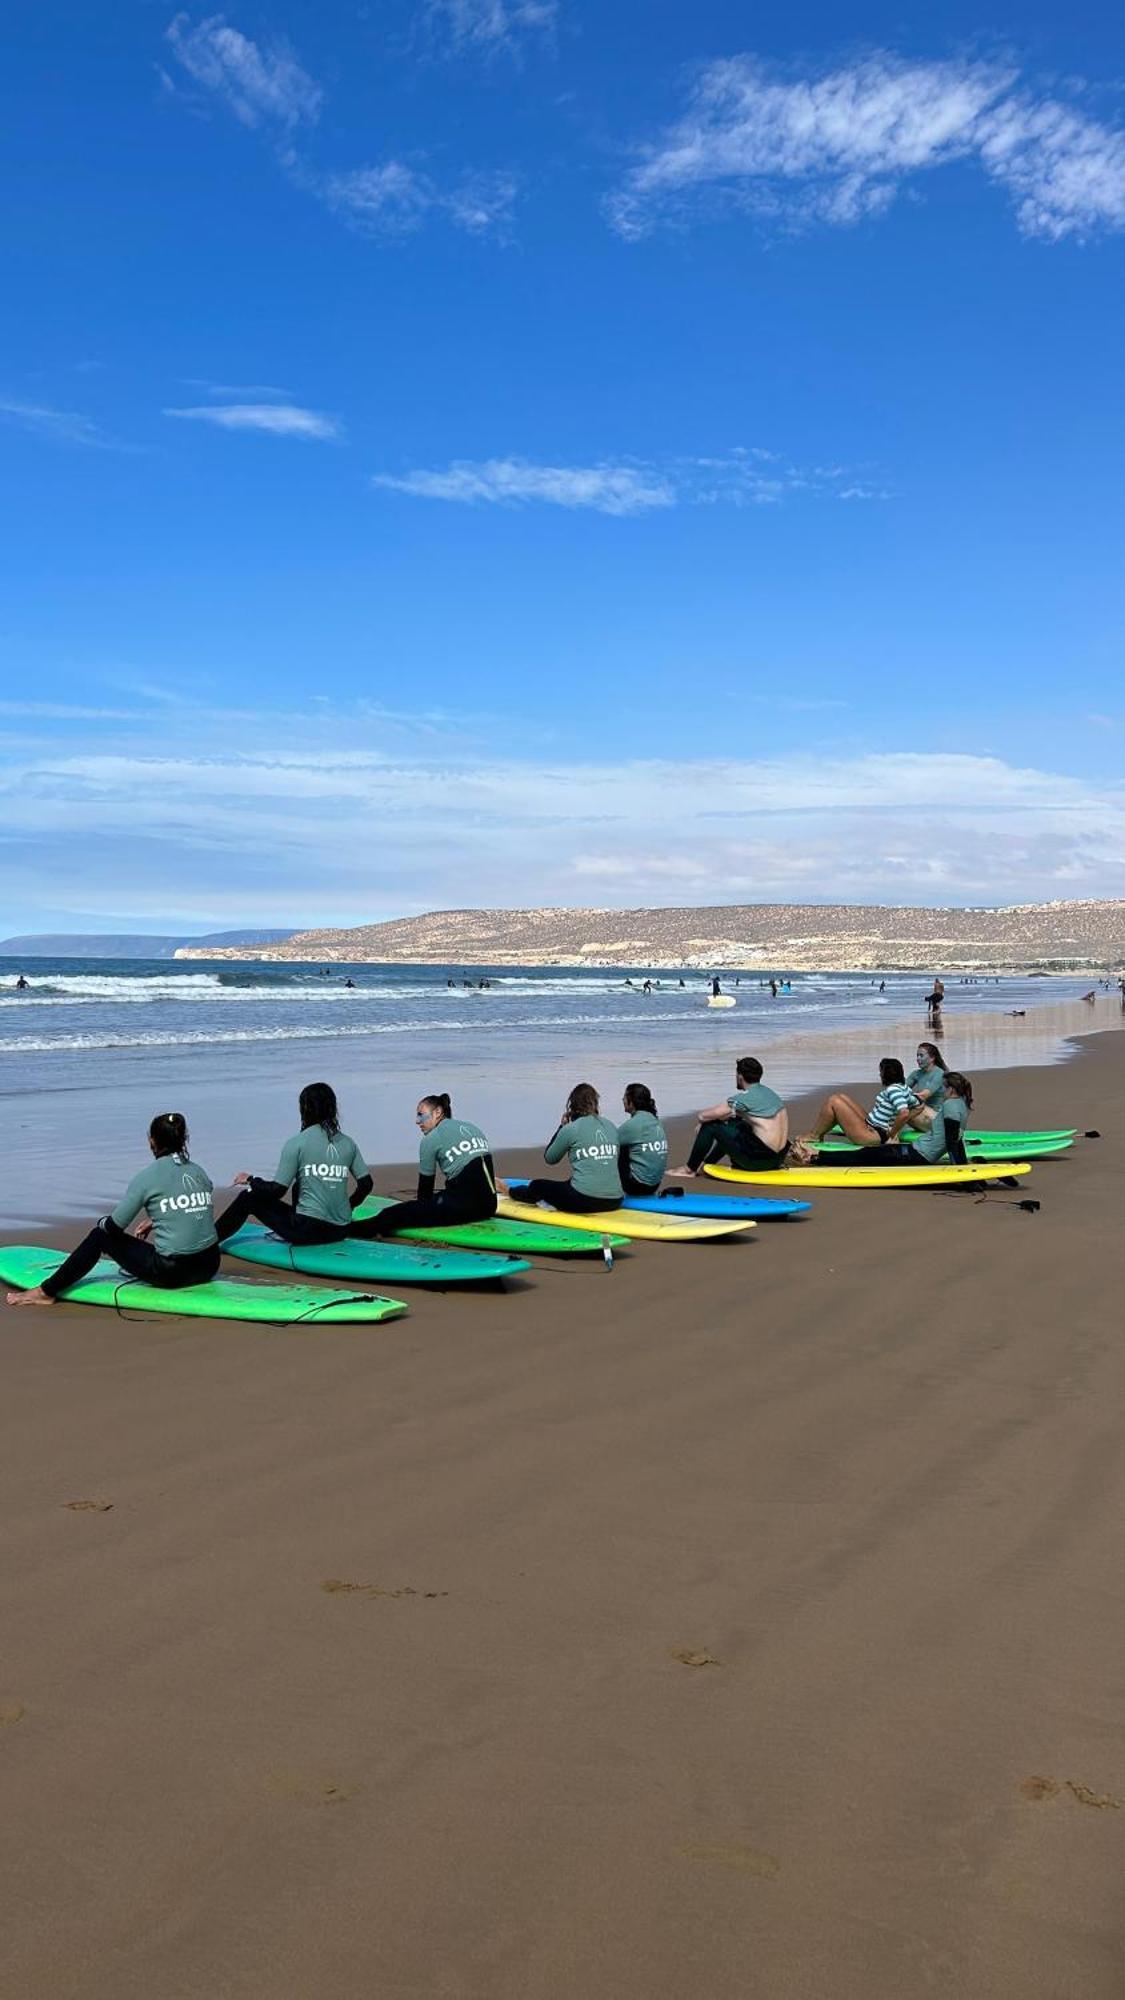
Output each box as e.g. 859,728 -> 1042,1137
667,1058 -> 789,1177
7,1112 -> 221,1307
349,1094 -> 497,1236
617,1083 -> 669,1195
503,1083 -> 623,1213
15,973 -> 28,990
215,1082 -> 372,1248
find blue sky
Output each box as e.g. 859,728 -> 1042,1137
2,0 -> 1124,932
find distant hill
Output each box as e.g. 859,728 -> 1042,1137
0,928 -> 296,960
171,902 -> 1125,972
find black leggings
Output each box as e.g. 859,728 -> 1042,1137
44,1215 -> 221,1299
518,1179 -> 622,1214
350,1159 -> 497,1237
215,1187 -> 349,1247
686,1117 -> 786,1174
620,1163 -> 663,1197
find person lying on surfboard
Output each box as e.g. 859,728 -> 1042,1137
500,1083 -> 623,1213
6,1111 -> 221,1308
666,1057 -> 789,1178
349,1093 -> 497,1237
215,1082 -> 372,1249
617,1083 -> 669,1195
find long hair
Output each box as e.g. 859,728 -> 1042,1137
916,1040 -> 946,1070
879,1057 -> 906,1085
623,1082 -> 658,1117
566,1082 -> 600,1120
943,1070 -> 974,1110
150,1111 -> 189,1158
420,1092 -> 452,1120
299,1081 -> 340,1138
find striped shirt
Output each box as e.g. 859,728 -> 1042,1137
868,1082 -> 918,1135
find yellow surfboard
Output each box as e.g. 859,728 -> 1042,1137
704,1161 -> 1031,1190
496,1196 -> 754,1241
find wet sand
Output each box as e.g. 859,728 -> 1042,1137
1,1032 -> 1122,1998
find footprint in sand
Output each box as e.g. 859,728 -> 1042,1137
321,1578 -> 448,1601
63,1499 -> 113,1513
0,1699 -> 26,1728
1020,1776 -> 1125,1810
266,1768 -> 358,1807
679,1843 -> 779,1880
670,1648 -> 721,1669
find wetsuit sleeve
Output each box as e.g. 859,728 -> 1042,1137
619,1143 -> 634,1180
942,1116 -> 968,1165
415,1172 -> 437,1202
349,1174 -> 373,1210
110,1168 -> 150,1231
543,1124 -> 570,1166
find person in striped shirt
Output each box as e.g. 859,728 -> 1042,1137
803,1057 -> 919,1156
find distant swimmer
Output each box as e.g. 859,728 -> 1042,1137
642,979 -> 652,995
667,1057 -> 789,1179
711,977 -> 722,998
343,978 -> 356,988
503,1083 -> 623,1214
350,1093 -> 496,1237
1081,991 -> 1097,1004
215,1082 -> 372,1249
769,979 -> 778,998
6,1111 -> 220,1309
617,1083 -> 669,1196
925,977 -> 945,1020
15,973 -> 28,989
879,980 -> 886,993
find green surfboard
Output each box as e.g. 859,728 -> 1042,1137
224,1225 -> 529,1287
352,1195 -> 628,1256
0,1246 -> 408,1325
817,1132 -> 1072,1160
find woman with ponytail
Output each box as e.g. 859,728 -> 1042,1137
350,1094 -> 496,1236
617,1082 -> 669,1195
215,1081 -> 372,1248
6,1112 -> 221,1308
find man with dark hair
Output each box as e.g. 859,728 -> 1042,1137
667,1057 -> 789,1178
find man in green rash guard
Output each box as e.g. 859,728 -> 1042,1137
215,1081 -> 372,1248
349,1093 -> 497,1236
7,1111 -> 221,1307
617,1082 -> 669,1195
504,1082 -> 623,1213
667,1056 -> 790,1177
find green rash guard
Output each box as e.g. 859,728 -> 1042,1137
728,1082 -> 784,1118
419,1117 -> 491,1184
907,1065 -> 946,1109
544,1115 -> 623,1200
910,1094 -> 969,1163
111,1153 -> 217,1258
273,1127 -> 368,1227
616,1110 -> 668,1187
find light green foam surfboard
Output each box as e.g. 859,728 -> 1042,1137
352,1195 -> 628,1256
224,1225 -> 529,1286
0,1246 -> 408,1325
705,1161 -> 1032,1190
816,1133 -> 1072,1160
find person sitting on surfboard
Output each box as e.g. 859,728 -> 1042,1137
905,1072 -> 973,1165
6,1111 -> 221,1308
904,1041 -> 947,1130
349,1093 -> 497,1237
667,1057 -> 789,1178
214,1082 -> 372,1248
502,1083 -> 623,1213
800,1057 -> 919,1160
617,1083 -> 669,1195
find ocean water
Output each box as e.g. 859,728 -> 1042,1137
0,956 -> 1117,1225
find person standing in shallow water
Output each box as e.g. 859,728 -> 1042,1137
502,1083 -> 623,1213
7,1112 -> 220,1307
215,1082 -> 372,1248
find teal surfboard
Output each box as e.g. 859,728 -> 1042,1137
224,1225 -> 529,1287
352,1195 -> 628,1256
0,1246 -> 408,1325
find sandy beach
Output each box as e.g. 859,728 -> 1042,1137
2,1031 -> 1122,1999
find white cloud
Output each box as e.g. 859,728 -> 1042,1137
165,13 -> 322,131
371,449 -> 882,513
0,399 -> 112,448
325,162 -> 519,239
164,402 -> 341,439
181,379 -> 295,399
424,0 -> 557,54
609,52 -> 1125,242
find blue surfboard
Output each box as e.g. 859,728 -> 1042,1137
505,1179 -> 809,1221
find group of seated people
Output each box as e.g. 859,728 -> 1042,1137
7,1044 -> 974,1309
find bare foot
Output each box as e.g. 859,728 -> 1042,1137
664,1166 -> 696,1180
6,1287 -> 56,1309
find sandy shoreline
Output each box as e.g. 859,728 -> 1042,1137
2,1033 -> 1122,1997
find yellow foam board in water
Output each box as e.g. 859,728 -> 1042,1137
495,1197 -> 754,1241
704,1161 -> 1031,1190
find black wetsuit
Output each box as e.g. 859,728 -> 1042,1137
349,1153 -> 497,1236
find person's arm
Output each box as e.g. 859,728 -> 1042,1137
414,1170 -> 437,1202
941,1115 -> 968,1165
348,1141 -> 373,1211
696,1099 -> 731,1123
110,1169 -> 150,1233
543,1124 -> 570,1166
